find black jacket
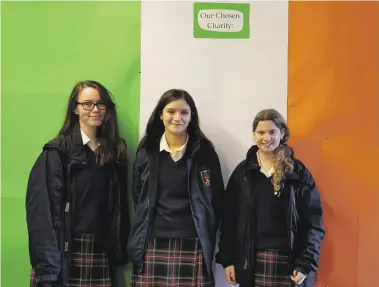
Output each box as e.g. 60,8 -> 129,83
26,129 -> 130,286
127,138 -> 225,277
216,145 -> 325,287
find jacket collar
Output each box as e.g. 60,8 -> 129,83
43,125 -> 88,165
159,132 -> 189,160
245,144 -> 299,180
148,133 -> 203,158
68,126 -> 88,165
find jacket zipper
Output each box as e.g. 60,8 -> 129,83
62,163 -> 72,285
243,176 -> 251,272
115,172 -> 121,259
138,173 -> 150,274
287,185 -> 296,266
187,159 -> 197,229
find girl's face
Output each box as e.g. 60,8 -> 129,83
74,87 -> 107,129
253,120 -> 283,154
160,99 -> 191,136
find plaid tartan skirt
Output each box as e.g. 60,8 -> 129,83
132,237 -> 214,287
30,233 -> 112,287
253,249 -> 292,287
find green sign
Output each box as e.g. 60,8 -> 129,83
194,2 -> 250,39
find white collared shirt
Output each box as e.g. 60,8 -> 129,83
160,133 -> 189,162
80,129 -> 99,151
256,151 -> 274,177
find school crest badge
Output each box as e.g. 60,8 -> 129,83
200,170 -> 211,186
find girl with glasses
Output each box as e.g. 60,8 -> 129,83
26,80 -> 130,287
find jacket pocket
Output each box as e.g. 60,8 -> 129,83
235,263 -> 250,286
127,205 -> 149,262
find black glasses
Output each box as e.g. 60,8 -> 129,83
76,101 -> 107,111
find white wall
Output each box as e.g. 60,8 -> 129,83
140,1 -> 288,285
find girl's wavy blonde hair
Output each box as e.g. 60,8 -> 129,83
252,109 -> 294,191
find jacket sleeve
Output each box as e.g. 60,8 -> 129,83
215,166 -> 240,268
116,158 -> 131,263
26,150 -> 63,283
209,149 -> 225,225
131,148 -> 147,211
119,139 -> 131,233
294,162 -> 326,274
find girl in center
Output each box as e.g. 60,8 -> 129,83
128,89 -> 225,287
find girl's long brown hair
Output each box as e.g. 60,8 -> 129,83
253,109 -> 294,191
59,80 -> 126,166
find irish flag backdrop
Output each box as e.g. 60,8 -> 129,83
1,1 -> 378,287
